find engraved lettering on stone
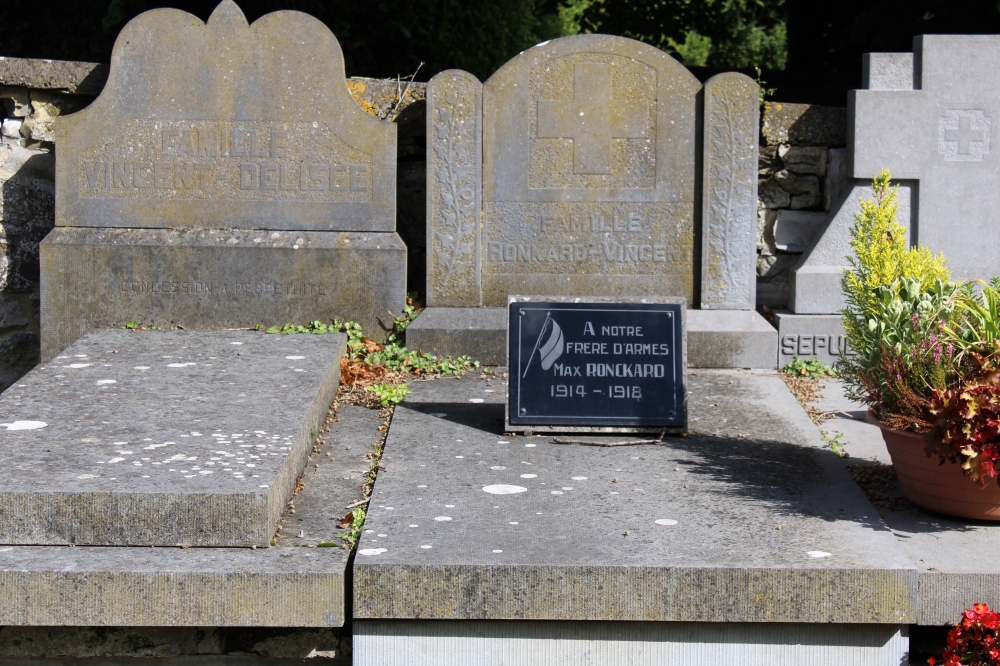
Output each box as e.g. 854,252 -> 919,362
537,63 -> 648,174
117,279 -> 328,298
79,121 -> 373,201
939,110 -> 991,162
485,202 -> 690,275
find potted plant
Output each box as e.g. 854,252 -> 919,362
840,170 -> 1000,520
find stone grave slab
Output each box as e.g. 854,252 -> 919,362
40,227 -> 404,361
354,621 -> 907,666
0,400 -> 382,626
354,372 -> 914,623
882,504 -> 1000,626
775,311 -> 855,367
405,307 -> 507,365
0,329 -> 344,547
798,378 -> 1000,626
351,372 -> 913,663
42,0 -> 405,355
685,309 -> 777,368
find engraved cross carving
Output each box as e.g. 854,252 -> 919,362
537,63 -> 648,175
945,114 -> 987,155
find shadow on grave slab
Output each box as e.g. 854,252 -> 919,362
405,402 -> 506,434
401,401 -> 896,533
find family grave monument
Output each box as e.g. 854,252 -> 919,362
409,36 -> 777,368
40,0 -> 406,360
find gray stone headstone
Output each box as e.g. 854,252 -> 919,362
481,35 -> 700,305
426,70 -> 483,307
424,36 -> 761,309
41,1 -> 405,358
56,1 -> 395,231
417,35 -> 772,367
852,35 -> 1000,282
700,72 -> 759,310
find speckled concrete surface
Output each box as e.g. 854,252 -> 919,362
0,393 -> 383,627
354,370 -> 915,623
0,330 -> 344,547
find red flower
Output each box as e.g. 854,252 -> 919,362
934,604 -> 1000,665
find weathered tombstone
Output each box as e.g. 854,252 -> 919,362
40,0 -> 406,360
410,36 -> 776,368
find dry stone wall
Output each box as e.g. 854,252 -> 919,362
756,101 -> 849,310
0,61 -> 97,392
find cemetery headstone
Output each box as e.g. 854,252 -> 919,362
506,296 -> 685,432
40,0 -> 405,360
410,35 -> 776,368
784,36 -> 970,362
792,36 -> 1000,316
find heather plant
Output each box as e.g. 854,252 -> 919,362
839,170 -> 958,426
840,173 -> 1000,489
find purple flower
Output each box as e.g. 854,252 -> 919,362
947,344 -> 954,360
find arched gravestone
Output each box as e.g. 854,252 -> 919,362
40,0 -> 405,359
417,36 -> 776,367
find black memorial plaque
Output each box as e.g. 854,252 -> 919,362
508,301 -> 684,429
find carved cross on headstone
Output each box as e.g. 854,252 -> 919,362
851,37 -> 1000,280
537,63 -> 648,174
945,113 -> 987,156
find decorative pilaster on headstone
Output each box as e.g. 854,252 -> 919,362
700,72 -> 759,310
426,70 -> 483,307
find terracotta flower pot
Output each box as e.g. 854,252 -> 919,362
867,409 -> 1000,520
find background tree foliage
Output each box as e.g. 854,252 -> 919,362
2,0 -> 1000,99
0,0 -> 576,81
576,0 -> 787,70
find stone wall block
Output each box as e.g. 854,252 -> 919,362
758,145 -> 781,177
0,87 -> 31,117
701,72 -> 759,310
18,91 -> 89,144
425,70 -> 482,307
774,169 -> 820,196
758,206 -> 777,255
762,102 -> 847,147
759,178 -> 791,208
778,145 -> 827,175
